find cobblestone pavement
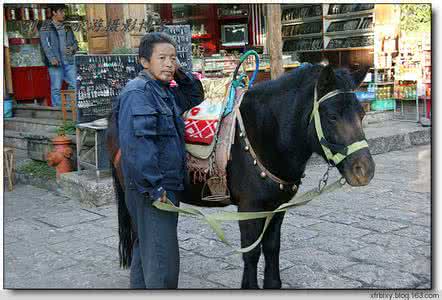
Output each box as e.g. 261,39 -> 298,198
4,145 -> 431,289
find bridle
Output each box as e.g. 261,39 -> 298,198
310,86 -> 369,166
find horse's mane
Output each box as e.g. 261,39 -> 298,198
246,63 -> 320,99
246,63 -> 357,101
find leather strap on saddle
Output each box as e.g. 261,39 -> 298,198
234,104 -> 299,192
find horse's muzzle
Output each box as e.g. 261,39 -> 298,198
341,150 -> 375,186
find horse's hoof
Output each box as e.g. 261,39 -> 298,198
263,279 -> 282,289
241,282 -> 260,289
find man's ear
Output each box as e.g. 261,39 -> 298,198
140,57 -> 150,69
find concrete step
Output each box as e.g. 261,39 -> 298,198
59,170 -> 115,207
4,129 -> 78,162
12,104 -> 74,120
4,117 -> 64,133
4,130 -> 28,151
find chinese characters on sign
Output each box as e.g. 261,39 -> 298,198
36,18 -> 159,33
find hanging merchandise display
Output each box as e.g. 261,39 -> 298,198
75,55 -> 142,123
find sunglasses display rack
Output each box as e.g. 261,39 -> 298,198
75,54 -> 142,123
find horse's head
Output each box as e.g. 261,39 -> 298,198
309,65 -> 375,186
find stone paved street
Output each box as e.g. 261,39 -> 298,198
4,145 -> 431,289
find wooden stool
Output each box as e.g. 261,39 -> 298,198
3,147 -> 15,191
61,90 -> 77,121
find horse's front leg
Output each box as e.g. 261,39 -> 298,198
262,212 -> 285,289
239,218 -> 265,289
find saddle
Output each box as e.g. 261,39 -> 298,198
184,78 -> 246,202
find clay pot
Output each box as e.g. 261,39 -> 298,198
47,135 -> 73,178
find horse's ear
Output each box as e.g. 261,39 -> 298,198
351,66 -> 370,87
317,65 -> 337,96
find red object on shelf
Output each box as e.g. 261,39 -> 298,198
11,66 -> 51,105
192,34 -> 212,39
28,38 -> 40,44
9,38 -> 27,46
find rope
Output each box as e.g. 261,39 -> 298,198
153,177 -> 346,253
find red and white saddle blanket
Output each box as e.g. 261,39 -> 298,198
185,84 -> 247,193
183,77 -> 231,145
184,101 -> 224,145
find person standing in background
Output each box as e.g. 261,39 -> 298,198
39,4 -> 78,107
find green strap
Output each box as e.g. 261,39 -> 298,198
313,106 -> 369,165
152,178 -> 345,253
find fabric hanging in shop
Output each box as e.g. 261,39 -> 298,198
250,4 -> 266,47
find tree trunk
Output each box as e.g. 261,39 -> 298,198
266,4 -> 283,80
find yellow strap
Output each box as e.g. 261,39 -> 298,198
152,178 -> 345,253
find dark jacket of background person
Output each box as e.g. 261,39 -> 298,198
39,20 -> 78,66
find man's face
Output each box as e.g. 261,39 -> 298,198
141,43 -> 177,83
52,9 -> 65,22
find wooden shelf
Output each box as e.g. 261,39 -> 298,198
324,29 -> 373,37
283,32 -> 322,40
281,4 -> 319,9
374,82 -> 394,85
220,45 -> 247,49
292,49 -> 323,53
281,16 -> 322,26
218,15 -> 248,21
323,46 -> 373,52
325,9 -> 374,20
173,15 -> 208,24
395,98 -> 418,101
371,67 -> 395,70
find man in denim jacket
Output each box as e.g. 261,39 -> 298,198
117,32 -> 203,288
39,4 -> 78,107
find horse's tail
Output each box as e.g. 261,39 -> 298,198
111,163 -> 133,269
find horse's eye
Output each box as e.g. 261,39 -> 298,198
329,114 -> 338,122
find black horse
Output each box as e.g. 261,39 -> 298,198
107,64 -> 375,289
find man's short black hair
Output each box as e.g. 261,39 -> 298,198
49,4 -> 66,15
138,32 -> 177,62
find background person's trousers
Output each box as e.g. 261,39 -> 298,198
48,64 -> 76,107
124,187 -> 181,289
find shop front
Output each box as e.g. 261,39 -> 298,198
3,4 -> 431,109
